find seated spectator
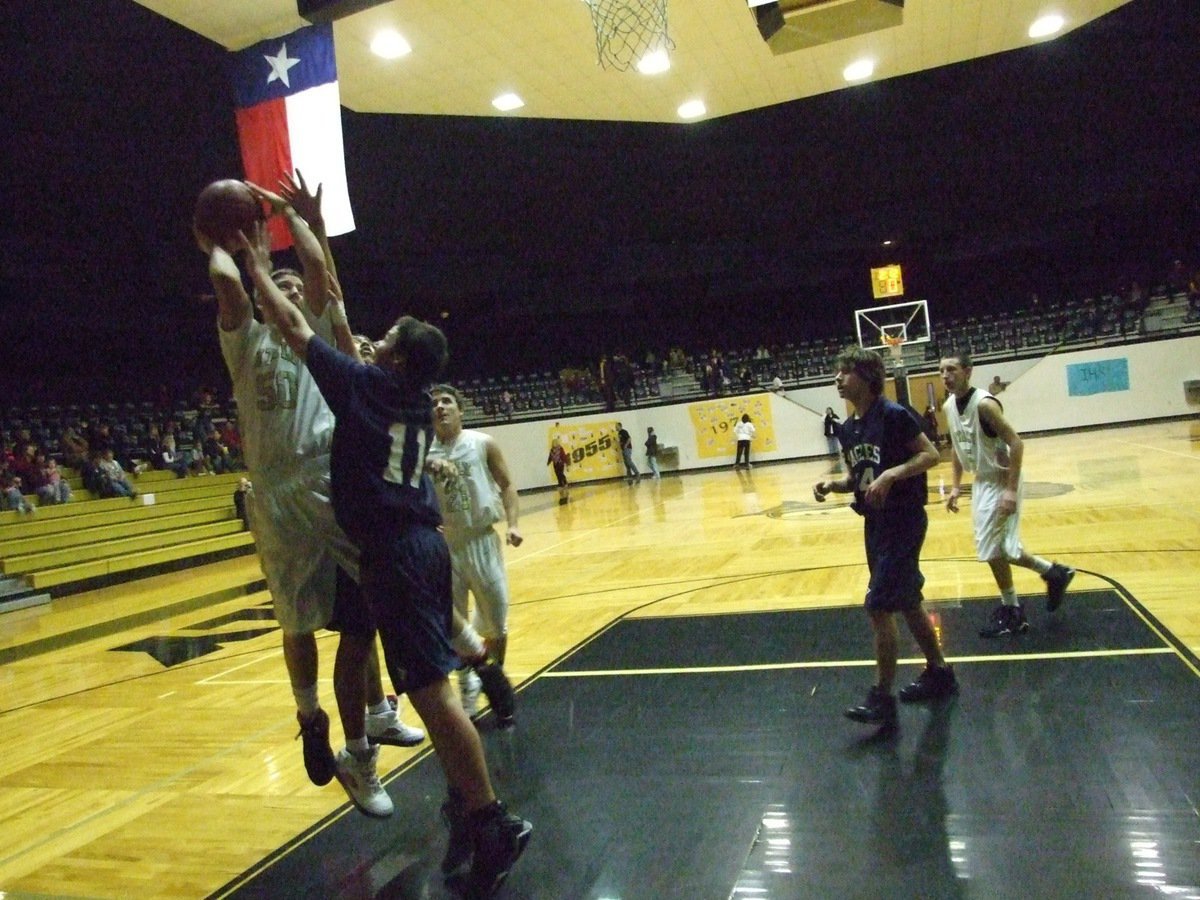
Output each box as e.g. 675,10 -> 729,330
60,424 -> 89,470
202,427 -> 234,474
96,446 -> 138,499
1,468 -> 33,514
769,374 -> 785,394
157,433 -> 190,478
31,452 -> 72,505
219,418 -> 243,468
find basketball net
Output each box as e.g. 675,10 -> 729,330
882,334 -> 906,368
583,0 -> 674,72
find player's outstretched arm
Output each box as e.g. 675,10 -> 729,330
485,439 -> 523,546
195,225 -> 251,332
280,169 -> 339,291
244,180 -> 330,318
236,222 -> 315,357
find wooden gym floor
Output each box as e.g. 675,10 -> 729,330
1,418 -> 1198,898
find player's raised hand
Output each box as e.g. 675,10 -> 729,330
243,181 -> 289,217
280,170 -> 324,231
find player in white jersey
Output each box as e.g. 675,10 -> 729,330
427,385 -> 522,727
939,351 -> 1075,638
200,177 -> 423,818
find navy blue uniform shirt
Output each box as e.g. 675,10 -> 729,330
305,337 -> 441,544
838,397 -> 927,515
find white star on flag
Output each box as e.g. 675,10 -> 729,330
263,43 -> 300,88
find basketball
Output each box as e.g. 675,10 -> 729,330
193,179 -> 264,248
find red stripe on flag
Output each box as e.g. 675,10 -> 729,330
235,98 -> 294,251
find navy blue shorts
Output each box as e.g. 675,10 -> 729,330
325,566 -> 376,637
863,507 -> 927,613
358,524 -> 458,694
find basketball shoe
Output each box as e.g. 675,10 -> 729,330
844,685 -> 898,729
466,802 -> 533,898
296,708 -> 336,786
898,664 -> 958,703
334,746 -> 394,818
979,604 -> 1030,638
366,703 -> 425,747
1043,563 -> 1075,612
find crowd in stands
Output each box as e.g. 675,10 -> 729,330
3,271 -> 1198,479
1,386 -> 245,512
457,279 -> 1200,424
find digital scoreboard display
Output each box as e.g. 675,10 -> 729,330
871,264 -> 904,299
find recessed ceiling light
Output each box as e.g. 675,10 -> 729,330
843,59 -> 875,82
882,239 -> 894,246
1029,14 -> 1064,39
637,49 -> 671,75
370,30 -> 411,59
677,99 -> 706,119
492,93 -> 525,112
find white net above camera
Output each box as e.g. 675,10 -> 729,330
582,0 -> 675,72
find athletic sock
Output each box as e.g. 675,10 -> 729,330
367,699 -> 392,717
293,684 -> 321,717
1028,556 -> 1052,575
346,736 -> 371,758
1000,587 -> 1020,606
451,623 -> 486,660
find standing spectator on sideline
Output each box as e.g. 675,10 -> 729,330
813,347 -> 954,731
547,437 -> 570,505
428,384 -> 522,727
939,351 -> 1075,638
200,174 -> 423,823
823,407 -> 841,458
617,422 -> 639,483
242,221 -> 532,895
988,375 -> 1008,395
644,427 -> 661,480
733,413 -> 756,468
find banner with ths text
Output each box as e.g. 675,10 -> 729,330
688,394 -> 778,460
229,23 -> 354,250
546,421 -> 624,482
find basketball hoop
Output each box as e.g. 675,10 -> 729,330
582,0 -> 675,72
882,334 -> 906,366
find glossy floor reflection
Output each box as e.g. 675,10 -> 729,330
225,590 -> 1200,899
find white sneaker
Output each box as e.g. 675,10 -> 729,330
366,705 -> 425,747
459,667 -> 482,719
334,746 -> 394,818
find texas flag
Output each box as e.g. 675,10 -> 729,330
230,23 -> 354,250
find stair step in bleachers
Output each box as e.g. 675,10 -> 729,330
0,469 -> 254,597
28,531 -> 255,590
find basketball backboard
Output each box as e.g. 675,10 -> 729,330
854,299 -> 931,351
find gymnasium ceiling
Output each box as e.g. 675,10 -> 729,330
133,0 -> 1132,124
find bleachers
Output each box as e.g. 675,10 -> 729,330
0,469 -> 253,595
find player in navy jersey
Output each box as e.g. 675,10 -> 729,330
814,346 -> 956,730
238,222 -> 530,898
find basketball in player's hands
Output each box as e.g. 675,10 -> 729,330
193,179 -> 264,250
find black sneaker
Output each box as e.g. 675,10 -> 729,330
467,802 -> 533,898
295,708 -> 336,786
898,665 -> 958,703
978,604 -> 1030,638
440,790 -> 472,879
844,686 -> 898,729
474,661 -> 516,729
1043,563 -> 1075,612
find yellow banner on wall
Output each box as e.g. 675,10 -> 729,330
688,395 -> 777,460
546,420 -> 624,481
